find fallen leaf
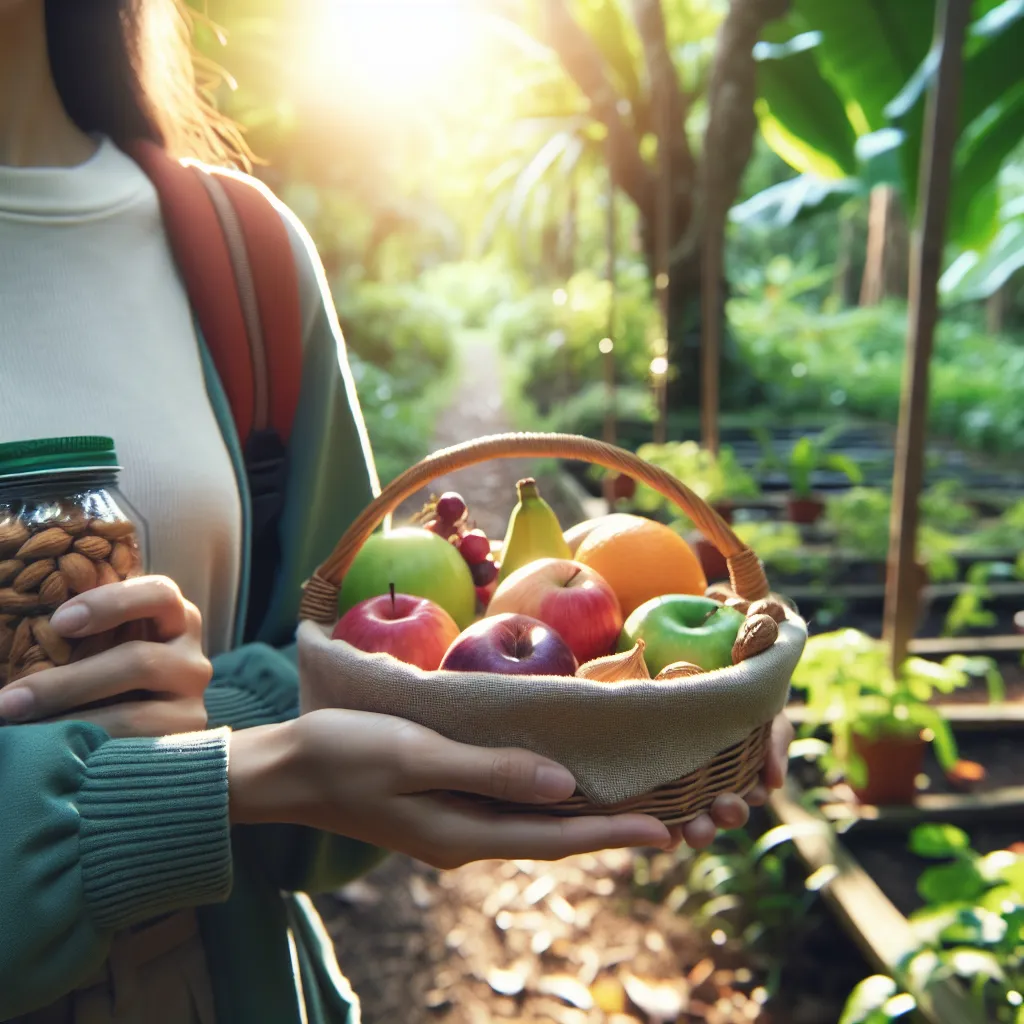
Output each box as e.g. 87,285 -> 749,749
486,962 -> 530,997
623,973 -> 686,1021
591,976 -> 627,1014
538,973 -> 595,1010
946,759 -> 987,788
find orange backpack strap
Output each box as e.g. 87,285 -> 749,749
124,140 -> 305,639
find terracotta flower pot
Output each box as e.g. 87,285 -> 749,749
787,495 -> 825,525
849,730 -> 926,806
711,501 -> 734,525
690,533 -> 729,583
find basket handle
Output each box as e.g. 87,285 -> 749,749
299,432 -> 769,623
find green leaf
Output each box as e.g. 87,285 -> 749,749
941,946 -> 1006,983
909,823 -> 971,859
821,453 -> 864,485
755,32 -> 859,177
571,0 -> 643,108
730,174 -> 862,228
904,703 -> 959,769
940,216 -> 1024,301
917,860 -> 986,905
839,975 -> 902,1024
792,0 -> 937,132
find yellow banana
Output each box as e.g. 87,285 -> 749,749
497,477 -> 572,585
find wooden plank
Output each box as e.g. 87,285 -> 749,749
786,701 -> 1024,729
883,0 -> 972,671
908,634 -> 1024,656
818,787 -> 1024,828
770,779 -> 988,1024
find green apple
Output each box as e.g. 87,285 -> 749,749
619,594 -> 745,676
339,528 -> 476,630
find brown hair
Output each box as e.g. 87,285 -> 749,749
45,0 -> 250,168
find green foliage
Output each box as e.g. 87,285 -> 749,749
417,259 -> 526,330
755,425 -> 863,498
842,827 -> 1024,1024
335,279 -> 458,484
750,0 -> 1024,266
632,441 -> 761,510
943,561 -> 1017,636
731,294 -> 1024,455
494,267 -> 659,417
790,629 -> 1003,784
336,280 -> 456,380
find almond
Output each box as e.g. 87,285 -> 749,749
110,541 -> 138,578
31,617 -> 72,666
13,558 -> 56,594
89,518 -> 136,540
60,507 -> 90,537
655,661 -> 705,680
95,561 -> 120,587
9,617 -> 32,667
0,589 -> 40,613
0,560 -> 24,586
0,623 -> 13,662
73,536 -> 112,561
0,521 -> 30,556
39,571 -> 69,607
747,598 -> 788,624
21,644 -> 45,667
59,553 -> 98,594
725,596 -> 751,615
732,613 -> 780,664
17,527 -> 72,561
705,584 -> 737,604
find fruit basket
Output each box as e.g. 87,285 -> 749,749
297,433 -> 806,825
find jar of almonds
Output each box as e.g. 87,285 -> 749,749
0,436 -> 147,686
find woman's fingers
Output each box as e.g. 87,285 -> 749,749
762,713 -> 795,790
0,635 -> 211,722
49,576 -> 200,642
405,800 -> 672,868
395,725 -> 578,805
47,696 -> 208,738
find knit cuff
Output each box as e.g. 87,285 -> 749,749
78,729 -> 232,931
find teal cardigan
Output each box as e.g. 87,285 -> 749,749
0,317 -> 385,1022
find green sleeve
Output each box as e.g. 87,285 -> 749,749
0,723 -> 231,1018
207,644 -> 388,894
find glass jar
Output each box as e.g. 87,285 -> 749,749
0,437 -> 148,685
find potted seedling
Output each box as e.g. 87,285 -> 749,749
790,629 -> 1003,805
757,427 -> 862,525
633,442 -> 760,580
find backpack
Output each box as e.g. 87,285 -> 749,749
125,140 -> 304,642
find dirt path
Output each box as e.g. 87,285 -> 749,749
316,332 -> 771,1024
392,330 -> 571,539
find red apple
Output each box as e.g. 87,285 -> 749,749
332,588 -> 460,671
440,613 -> 578,676
486,558 -> 623,664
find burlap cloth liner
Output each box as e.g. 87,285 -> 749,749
297,615 -> 806,806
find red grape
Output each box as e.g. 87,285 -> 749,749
424,518 -> 453,539
436,491 -> 467,524
470,558 -> 498,587
458,529 -> 490,565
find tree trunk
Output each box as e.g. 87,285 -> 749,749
986,281 -> 1007,334
860,185 -> 909,305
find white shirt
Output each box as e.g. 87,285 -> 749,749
0,137 -> 293,655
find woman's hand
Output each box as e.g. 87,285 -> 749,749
671,712 -> 795,850
0,576 -> 211,737
229,710 -> 675,868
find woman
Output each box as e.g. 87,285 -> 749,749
0,1 -> 794,1021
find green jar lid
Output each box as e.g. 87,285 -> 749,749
0,436 -> 120,478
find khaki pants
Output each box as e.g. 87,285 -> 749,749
14,911 -> 216,1024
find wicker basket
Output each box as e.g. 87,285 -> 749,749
297,432 -> 805,825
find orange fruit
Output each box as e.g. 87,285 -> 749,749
573,514 -> 707,617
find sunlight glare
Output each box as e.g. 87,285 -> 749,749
305,0 -> 478,104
